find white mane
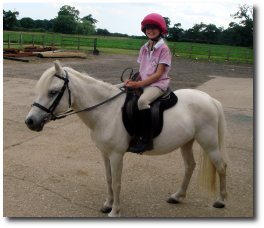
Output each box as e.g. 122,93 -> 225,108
36,65 -> 118,95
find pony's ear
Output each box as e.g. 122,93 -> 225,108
54,60 -> 65,76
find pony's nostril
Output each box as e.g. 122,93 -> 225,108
25,118 -> 34,126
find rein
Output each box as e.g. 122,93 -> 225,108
32,68 -> 138,121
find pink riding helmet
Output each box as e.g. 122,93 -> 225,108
141,13 -> 167,35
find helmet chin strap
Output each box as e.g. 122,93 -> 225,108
149,33 -> 162,51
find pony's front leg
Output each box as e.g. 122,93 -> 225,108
108,152 -> 124,217
100,153 -> 113,213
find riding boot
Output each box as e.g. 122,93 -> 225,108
129,108 -> 153,154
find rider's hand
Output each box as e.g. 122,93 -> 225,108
124,79 -> 131,86
126,81 -> 142,89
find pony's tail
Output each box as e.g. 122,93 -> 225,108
197,99 -> 228,195
214,99 -> 229,163
197,149 -> 217,195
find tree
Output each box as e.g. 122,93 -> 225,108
230,4 -> 253,47
35,19 -> 44,29
19,17 -> 36,29
32,19 -> 53,31
96,28 -> 111,36
202,23 -> 220,44
58,5 -> 80,22
52,15 -> 77,34
3,10 -> 19,30
222,22 -> 242,46
53,5 -> 80,34
75,20 -> 95,35
231,4 -> 253,25
167,23 -> 184,41
185,22 -> 206,43
43,19 -> 53,30
81,14 -> 98,24
163,17 -> 171,30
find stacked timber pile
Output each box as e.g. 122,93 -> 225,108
3,48 -> 36,57
23,46 -> 58,52
3,48 -> 21,54
3,48 -> 32,62
3,46 -> 87,62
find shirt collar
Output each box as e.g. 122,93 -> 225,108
144,38 -> 164,50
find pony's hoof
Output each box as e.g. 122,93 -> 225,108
100,206 -> 112,213
213,202 -> 225,208
167,197 -> 180,204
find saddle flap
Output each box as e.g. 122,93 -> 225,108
122,87 -> 178,139
126,95 -> 141,136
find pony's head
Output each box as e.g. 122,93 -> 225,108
25,60 -> 72,131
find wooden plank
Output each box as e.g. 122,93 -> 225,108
4,57 -> 29,62
3,53 -> 37,57
37,52 -> 87,58
3,48 -> 22,53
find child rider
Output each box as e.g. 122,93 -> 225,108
124,13 -> 172,154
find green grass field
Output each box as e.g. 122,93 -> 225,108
3,31 -> 253,64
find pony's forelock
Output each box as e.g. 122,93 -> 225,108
36,67 -> 57,95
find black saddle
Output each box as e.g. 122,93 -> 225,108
122,86 -> 178,150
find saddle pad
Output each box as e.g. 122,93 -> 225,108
122,91 -> 178,138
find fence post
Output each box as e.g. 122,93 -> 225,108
8,35 -> 10,48
61,36 -> 63,48
42,35 -> 45,48
208,47 -> 211,59
78,37 -> 80,50
52,36 -> 54,46
173,44 -> 175,56
246,50 -> 249,63
20,35 -> 23,48
33,35 -> 35,46
190,45 -> 193,58
94,38 -> 97,50
227,48 -> 230,61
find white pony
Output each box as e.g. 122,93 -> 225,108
25,61 -> 228,217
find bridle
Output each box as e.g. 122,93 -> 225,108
32,70 -> 72,121
31,68 -> 137,121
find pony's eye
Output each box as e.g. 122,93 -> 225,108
48,90 -> 58,96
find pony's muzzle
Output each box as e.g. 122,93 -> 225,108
25,115 -> 45,132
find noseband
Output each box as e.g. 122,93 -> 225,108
32,70 -> 71,121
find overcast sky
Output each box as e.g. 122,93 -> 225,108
3,1 -> 253,36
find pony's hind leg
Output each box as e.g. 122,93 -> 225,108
167,139 -> 196,204
208,149 -> 227,208
198,140 -> 227,208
